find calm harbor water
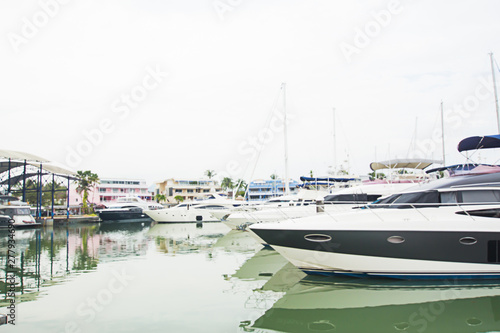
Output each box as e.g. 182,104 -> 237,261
1,222 -> 500,332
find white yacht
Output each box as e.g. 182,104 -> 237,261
143,193 -> 242,223
0,195 -> 40,228
250,166 -> 500,279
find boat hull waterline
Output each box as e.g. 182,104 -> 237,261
250,227 -> 500,279
144,209 -> 220,223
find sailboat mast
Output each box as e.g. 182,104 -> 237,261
332,107 -> 336,176
282,82 -> 290,195
440,100 -> 446,165
489,52 -> 500,133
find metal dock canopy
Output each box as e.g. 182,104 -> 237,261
0,149 -> 77,219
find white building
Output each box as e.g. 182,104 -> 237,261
154,178 -> 221,202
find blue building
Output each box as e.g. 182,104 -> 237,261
246,179 -> 299,201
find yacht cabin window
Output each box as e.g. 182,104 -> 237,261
460,190 -> 500,203
373,189 -> 500,209
440,192 -> 458,203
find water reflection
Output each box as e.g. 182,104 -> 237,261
0,222 -> 152,307
224,241 -> 306,320
147,222 -> 230,254
214,230 -> 263,253
248,276 -> 500,333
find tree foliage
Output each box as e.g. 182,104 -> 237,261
368,172 -> 386,180
221,177 -> 234,191
12,179 -> 67,206
75,170 -> 99,215
234,179 -> 247,197
155,193 -> 166,203
205,170 -> 216,179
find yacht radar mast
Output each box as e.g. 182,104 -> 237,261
489,52 -> 500,133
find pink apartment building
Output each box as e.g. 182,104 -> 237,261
69,178 -> 153,206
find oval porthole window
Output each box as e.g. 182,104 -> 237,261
304,234 -> 332,242
307,320 -> 336,331
393,322 -> 410,331
466,317 -> 482,326
387,236 -> 405,244
459,237 -> 477,245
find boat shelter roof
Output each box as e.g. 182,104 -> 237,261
27,162 -> 76,177
0,161 -> 26,174
0,149 -> 76,178
370,159 -> 441,171
0,149 -> 50,163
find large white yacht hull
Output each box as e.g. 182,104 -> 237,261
250,203 -> 500,279
144,209 -> 219,223
272,245 -> 500,279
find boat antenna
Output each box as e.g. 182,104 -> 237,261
332,107 -> 337,176
489,52 -> 500,133
440,100 -> 446,165
282,82 -> 290,195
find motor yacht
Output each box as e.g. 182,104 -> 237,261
0,195 -> 40,228
97,196 -> 163,223
143,193 -> 242,223
250,167 -> 500,279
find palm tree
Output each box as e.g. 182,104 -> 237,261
368,171 -> 385,180
221,177 -> 234,191
174,195 -> 184,203
75,170 -> 99,215
235,179 -> 247,198
205,170 -> 216,179
155,193 -> 166,203
270,173 -> 278,180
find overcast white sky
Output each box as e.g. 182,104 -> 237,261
2,0 -> 500,185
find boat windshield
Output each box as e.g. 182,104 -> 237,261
193,205 -> 227,210
0,207 -> 32,215
324,193 -> 382,204
0,196 -> 22,205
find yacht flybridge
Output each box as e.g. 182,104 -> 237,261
249,135 -> 500,279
